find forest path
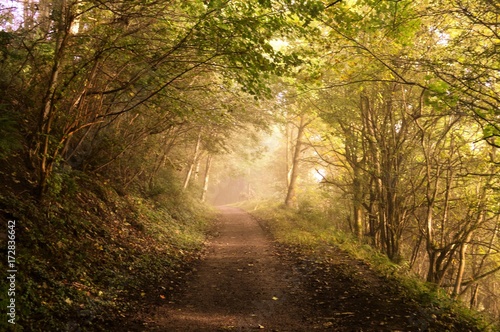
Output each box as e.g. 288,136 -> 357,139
131,207 -> 466,332
145,205 -> 310,331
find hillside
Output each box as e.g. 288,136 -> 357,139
0,164 -> 212,331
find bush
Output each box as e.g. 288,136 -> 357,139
0,114 -> 22,159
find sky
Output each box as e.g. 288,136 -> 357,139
1,0 -> 24,30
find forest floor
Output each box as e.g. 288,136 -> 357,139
119,206 -> 483,331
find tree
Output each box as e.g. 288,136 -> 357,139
1,0 -> 325,197
284,112 -> 310,207
312,0 -> 500,312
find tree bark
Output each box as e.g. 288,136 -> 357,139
285,115 -> 307,208
200,155 -> 212,202
183,131 -> 202,190
34,0 -> 72,197
453,232 -> 472,297
352,169 -> 364,240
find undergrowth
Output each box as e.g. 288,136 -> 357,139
0,172 -> 213,331
240,199 -> 499,332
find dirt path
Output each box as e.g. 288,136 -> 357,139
133,206 -> 480,332
146,206 -> 311,331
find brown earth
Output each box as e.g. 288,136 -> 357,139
124,206 -> 481,332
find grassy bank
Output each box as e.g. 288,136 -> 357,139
0,172 -> 213,331
240,200 -> 499,332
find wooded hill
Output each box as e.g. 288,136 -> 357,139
1,0 -> 499,330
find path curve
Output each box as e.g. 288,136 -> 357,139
148,206 -> 309,331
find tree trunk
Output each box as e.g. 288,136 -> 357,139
285,115 -> 306,208
453,232 -> 472,297
183,131 -> 202,190
285,120 -> 292,188
34,0 -> 72,197
352,170 -> 364,240
469,284 -> 479,309
200,155 -> 212,202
